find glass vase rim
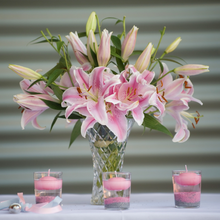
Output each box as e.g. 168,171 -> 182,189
103,171 -> 131,175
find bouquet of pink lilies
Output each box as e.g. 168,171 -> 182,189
9,12 -> 209,147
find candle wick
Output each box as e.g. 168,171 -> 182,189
185,165 -> 188,172
48,169 -> 50,176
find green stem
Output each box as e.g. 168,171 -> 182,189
122,16 -> 126,39
149,26 -> 166,70
46,28 -> 53,39
58,35 -> 74,87
41,31 -> 63,57
40,75 -> 68,89
96,14 -> 102,39
152,69 -> 174,85
143,105 -> 153,113
150,52 -> 166,71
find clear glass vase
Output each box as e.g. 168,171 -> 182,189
86,118 -> 134,205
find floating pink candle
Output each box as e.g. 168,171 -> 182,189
175,165 -> 201,186
103,177 -> 131,191
34,170 -> 62,190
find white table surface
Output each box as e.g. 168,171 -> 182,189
0,193 -> 219,220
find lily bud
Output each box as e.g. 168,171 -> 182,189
121,25 -> 139,62
174,64 -> 209,76
151,47 -> 156,56
87,30 -> 98,66
97,29 -> 112,67
135,42 -> 153,73
9,64 -> 42,80
165,37 -> 182,54
86,11 -> 97,37
66,32 -> 89,65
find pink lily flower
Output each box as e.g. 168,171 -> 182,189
174,64 -> 209,76
173,119 -> 190,143
66,32 -> 92,70
14,79 -> 59,130
121,26 -> 139,62
62,66 -> 120,125
156,63 -> 202,105
97,29 -> 112,67
107,66 -> 158,126
165,100 -> 190,143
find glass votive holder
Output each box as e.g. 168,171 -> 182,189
102,172 -> 131,210
172,170 -> 201,208
34,171 -> 63,204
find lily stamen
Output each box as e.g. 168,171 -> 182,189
77,87 -> 82,94
158,96 -> 163,103
162,92 -> 168,102
88,85 -> 92,91
184,81 -> 191,89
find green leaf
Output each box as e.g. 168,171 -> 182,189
89,46 -> 98,67
111,49 -> 123,60
159,58 -> 184,66
56,41 -> 65,53
46,69 -> 65,87
28,35 -> 45,45
41,99 -> 65,110
157,60 -> 164,73
111,69 -> 119,75
116,56 -> 125,72
100,17 -> 122,25
44,62 -> 66,78
108,61 -> 117,66
130,50 -> 143,56
142,114 -> 173,137
27,78 -> 44,90
78,32 -> 87,38
50,84 -> 64,101
30,36 -> 60,44
111,35 -> 121,50
165,55 -> 187,64
69,120 -> 82,148
59,112 -> 83,120
24,91 -> 42,95
115,19 -> 123,25
50,111 -> 62,132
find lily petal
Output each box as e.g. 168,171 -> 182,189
21,109 -> 45,130
82,117 -> 97,138
87,96 -> 108,124
107,106 -> 127,142
132,105 -> 144,126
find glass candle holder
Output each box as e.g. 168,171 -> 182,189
34,171 -> 62,204
102,172 -> 131,210
172,170 -> 201,208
